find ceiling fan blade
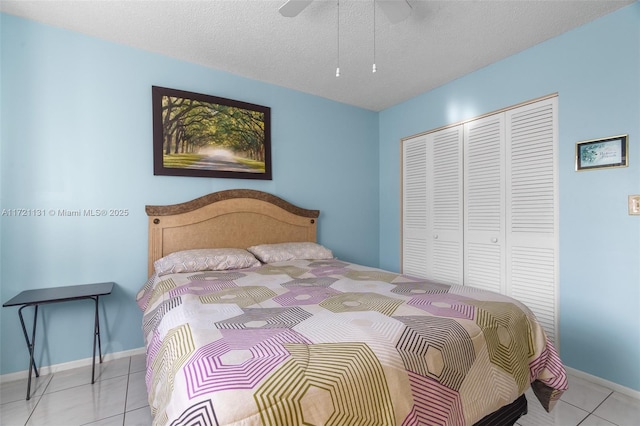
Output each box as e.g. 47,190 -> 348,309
279,0 -> 314,18
377,0 -> 412,24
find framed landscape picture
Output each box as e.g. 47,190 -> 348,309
152,86 -> 271,179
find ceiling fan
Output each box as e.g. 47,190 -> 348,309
279,0 -> 412,24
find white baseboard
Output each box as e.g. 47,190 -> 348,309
0,347 -> 146,384
565,366 -> 640,401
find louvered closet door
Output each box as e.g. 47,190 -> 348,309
506,98 -> 558,344
463,115 -> 506,294
402,135 -> 429,278
426,126 -> 464,285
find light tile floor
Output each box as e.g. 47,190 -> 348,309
1,355 -> 639,425
1,355 -> 151,426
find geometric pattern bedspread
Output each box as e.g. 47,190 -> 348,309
137,259 -> 567,426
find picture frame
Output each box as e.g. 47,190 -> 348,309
575,134 -> 628,171
152,86 -> 271,180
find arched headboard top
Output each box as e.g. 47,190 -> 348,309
145,189 -> 320,218
145,189 -> 320,276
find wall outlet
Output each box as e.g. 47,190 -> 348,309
629,195 -> 640,215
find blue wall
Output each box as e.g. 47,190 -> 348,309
379,3 -> 640,391
0,14 -> 379,375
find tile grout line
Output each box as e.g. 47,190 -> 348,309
575,391 -> 617,426
589,391 -> 614,414
561,390 -> 615,413
24,374 -> 52,426
122,356 -> 132,426
588,392 -> 620,426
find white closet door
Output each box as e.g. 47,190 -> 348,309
463,115 -> 506,294
427,126 -> 464,285
402,135 -> 429,278
506,98 -> 559,345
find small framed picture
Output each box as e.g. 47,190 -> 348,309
575,135 -> 628,171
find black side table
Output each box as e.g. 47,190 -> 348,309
3,282 -> 114,400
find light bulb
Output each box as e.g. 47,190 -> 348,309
372,63 -> 377,73
336,67 -> 340,77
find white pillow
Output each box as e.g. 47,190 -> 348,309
154,248 -> 261,277
247,242 -> 333,263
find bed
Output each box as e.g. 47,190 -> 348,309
137,189 -> 567,426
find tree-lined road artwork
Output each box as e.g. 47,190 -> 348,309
160,95 -> 267,174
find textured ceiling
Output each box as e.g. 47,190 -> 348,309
1,0 -> 634,111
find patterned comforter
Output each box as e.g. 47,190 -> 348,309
137,259 -> 567,425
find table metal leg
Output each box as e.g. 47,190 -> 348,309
91,296 -> 104,384
96,298 -> 103,363
18,305 -> 39,400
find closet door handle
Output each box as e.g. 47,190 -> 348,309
433,234 -> 439,239
491,237 -> 498,243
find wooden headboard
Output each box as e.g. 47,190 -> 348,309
145,189 -> 320,276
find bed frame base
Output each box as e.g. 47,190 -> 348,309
474,394 -> 527,426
